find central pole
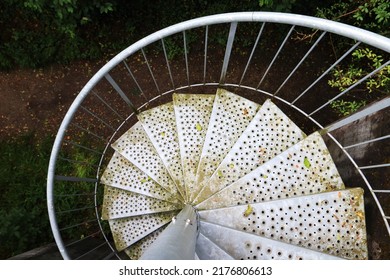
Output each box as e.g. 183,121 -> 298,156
140,204 -> 199,260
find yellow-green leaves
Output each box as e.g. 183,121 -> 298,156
303,157 -> 311,169
243,204 -> 253,217
195,123 -> 202,131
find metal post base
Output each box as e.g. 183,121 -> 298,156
140,205 -> 199,260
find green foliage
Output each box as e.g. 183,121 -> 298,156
330,99 -> 366,116
328,48 -> 390,93
0,134 -> 100,258
0,0 -> 117,69
259,0 -> 297,12
316,0 -> 390,36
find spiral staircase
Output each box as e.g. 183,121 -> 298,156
47,12 -> 390,260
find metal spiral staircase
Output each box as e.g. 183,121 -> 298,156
47,12 -> 390,260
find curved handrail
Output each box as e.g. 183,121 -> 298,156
47,12 -> 390,259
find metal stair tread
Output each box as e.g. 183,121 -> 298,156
199,188 -> 368,259
173,93 -> 215,202
101,152 -> 179,204
101,185 -> 181,220
124,226 -> 167,260
200,221 -> 342,260
196,131 -> 345,210
193,99 -> 306,205
196,233 -> 235,260
109,211 -> 178,251
111,121 -> 181,200
137,102 -> 186,200
192,89 -> 260,201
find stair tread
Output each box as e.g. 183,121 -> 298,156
199,188 -> 368,259
200,221 -> 342,260
101,152 -> 179,204
109,211 -> 177,251
111,122 -> 181,200
194,99 -> 306,204
138,102 -> 186,200
197,132 -> 345,210
196,233 -> 235,260
192,89 -> 260,201
173,93 -> 215,202
124,226 -> 167,260
101,186 -> 180,220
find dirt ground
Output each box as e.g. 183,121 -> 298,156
0,60 -> 107,141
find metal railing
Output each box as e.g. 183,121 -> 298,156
47,12 -> 390,259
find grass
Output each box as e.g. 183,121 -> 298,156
0,133 -> 102,259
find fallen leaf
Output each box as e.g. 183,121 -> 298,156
303,157 -> 311,168
244,204 -> 253,217
195,123 -> 202,131
243,108 -> 249,115
160,131 -> 166,137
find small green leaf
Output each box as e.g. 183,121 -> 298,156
304,157 -> 311,169
140,177 -> 151,183
217,170 -> 223,178
195,123 -> 202,131
243,204 -> 253,217
160,131 -> 166,137
229,163 -> 235,168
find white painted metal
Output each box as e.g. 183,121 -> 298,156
199,188 -> 368,259
101,186 -> 180,219
200,221 -> 342,260
108,211 -> 177,251
111,122 -> 181,200
138,103 -> 187,200
101,152 -> 179,203
173,94 -> 215,202
193,99 -> 305,205
197,132 -> 345,210
192,89 -> 260,201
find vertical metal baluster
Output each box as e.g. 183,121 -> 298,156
71,123 -> 107,142
310,60 -> 390,116
123,60 -> 148,102
92,91 -> 125,121
292,41 -> 361,105
203,25 -> 209,85
105,73 -> 136,111
220,22 -> 238,85
257,25 -> 295,89
239,22 -> 265,86
141,48 -> 160,94
183,31 -> 190,87
274,31 -> 327,96
64,140 -> 103,155
344,135 -> 390,149
80,106 -> 115,131
161,38 -> 175,89
324,96 -> 390,132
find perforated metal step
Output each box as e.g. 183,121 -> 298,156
111,122 -> 181,201
193,99 -> 305,204
138,102 -> 186,200
173,93 -> 215,201
101,186 -> 180,220
101,152 -> 179,204
200,221 -> 342,260
199,188 -> 368,259
124,226 -> 167,259
109,211 -> 177,251
196,132 -> 345,210
192,89 -> 260,201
